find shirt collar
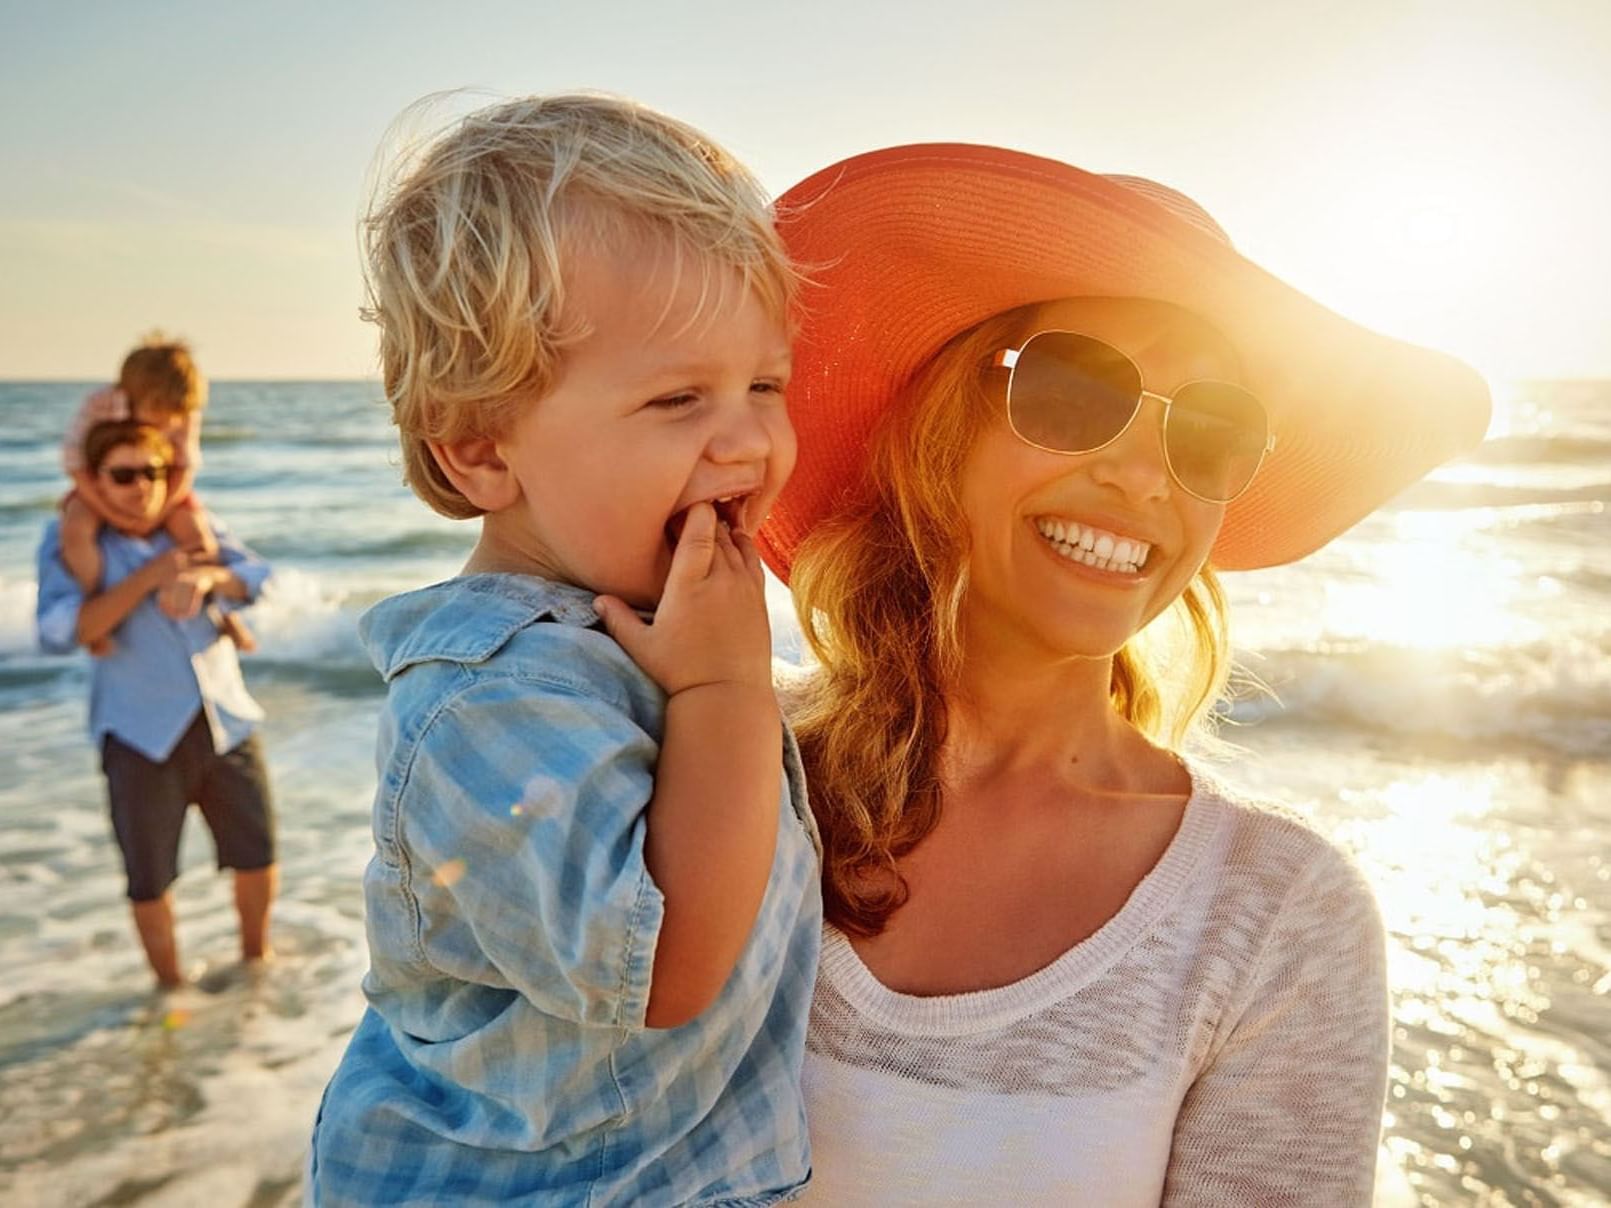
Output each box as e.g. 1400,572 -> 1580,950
360,573 -> 605,682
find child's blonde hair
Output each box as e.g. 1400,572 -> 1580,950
789,307 -> 1232,937
119,336 -> 206,415
364,92 -> 799,518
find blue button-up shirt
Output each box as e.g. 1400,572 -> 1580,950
35,517 -> 272,761
310,574 -> 821,1207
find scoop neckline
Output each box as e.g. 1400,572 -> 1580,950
817,767 -> 1232,1036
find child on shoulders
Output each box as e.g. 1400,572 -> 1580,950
36,418 -> 276,989
60,336 -> 255,654
307,93 -> 821,1206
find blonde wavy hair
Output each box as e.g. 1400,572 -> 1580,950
363,92 -> 799,517
790,305 -> 1233,937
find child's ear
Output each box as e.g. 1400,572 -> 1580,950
428,437 -> 522,512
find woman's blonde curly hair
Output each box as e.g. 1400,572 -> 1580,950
789,306 -> 1233,937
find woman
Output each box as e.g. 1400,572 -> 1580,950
756,146 -> 1489,1205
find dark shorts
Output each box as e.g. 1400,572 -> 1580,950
101,712 -> 277,902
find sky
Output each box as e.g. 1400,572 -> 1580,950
1,0 -> 1608,382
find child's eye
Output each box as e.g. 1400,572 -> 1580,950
648,392 -> 698,411
750,379 -> 786,398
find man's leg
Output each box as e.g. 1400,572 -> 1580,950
103,730 -> 192,989
131,893 -> 184,987
196,731 -> 278,964
234,864 -> 277,961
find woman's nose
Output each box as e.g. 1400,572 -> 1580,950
1084,397 -> 1172,502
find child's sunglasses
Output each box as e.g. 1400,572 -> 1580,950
101,464 -> 171,486
993,331 -> 1276,504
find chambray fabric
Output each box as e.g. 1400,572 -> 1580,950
35,517 -> 270,761
309,574 -> 821,1207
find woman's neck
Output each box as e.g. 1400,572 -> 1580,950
942,629 -> 1181,802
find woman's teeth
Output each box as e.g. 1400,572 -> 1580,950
1034,517 -> 1151,574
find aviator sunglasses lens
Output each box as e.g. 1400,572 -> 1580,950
1006,331 -> 1143,453
1164,384 -> 1269,502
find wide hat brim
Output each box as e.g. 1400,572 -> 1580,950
756,143 -> 1491,582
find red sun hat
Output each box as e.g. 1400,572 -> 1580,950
755,143 -> 1491,582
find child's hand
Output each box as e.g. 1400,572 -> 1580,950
156,564 -> 229,621
594,502 -> 773,699
139,547 -> 196,591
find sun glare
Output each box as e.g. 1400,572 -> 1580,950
1239,14 -> 1611,382
1319,511 -> 1533,651
1357,772 -> 1505,980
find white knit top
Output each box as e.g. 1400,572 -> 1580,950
800,771 -> 1390,1206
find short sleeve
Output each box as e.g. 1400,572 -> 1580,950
1163,844 -> 1390,1206
34,522 -> 83,654
208,517 -> 271,604
395,674 -> 666,1029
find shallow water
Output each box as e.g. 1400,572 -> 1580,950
1,380 -> 1607,1205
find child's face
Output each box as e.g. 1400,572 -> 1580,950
491,240 -> 795,608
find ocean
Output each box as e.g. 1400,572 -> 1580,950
0,380 -> 1607,1206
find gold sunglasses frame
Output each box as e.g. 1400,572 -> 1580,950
992,330 -> 1277,504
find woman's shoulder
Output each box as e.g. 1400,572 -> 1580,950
1166,765 -> 1387,1021
1184,763 -> 1380,921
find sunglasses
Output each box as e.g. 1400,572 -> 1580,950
993,330 -> 1275,504
101,464 -> 171,486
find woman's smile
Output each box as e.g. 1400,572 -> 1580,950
1032,515 -> 1156,576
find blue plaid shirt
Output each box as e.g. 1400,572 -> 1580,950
310,574 -> 821,1206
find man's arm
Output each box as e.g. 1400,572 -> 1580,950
153,561 -> 247,622
205,515 -> 271,598
77,549 -> 192,646
35,522 -> 187,652
36,524 -> 85,654
150,515 -> 271,622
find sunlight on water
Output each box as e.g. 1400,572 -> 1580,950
1332,764 -> 1611,1203
1323,511 -> 1539,650
1358,772 -> 1505,971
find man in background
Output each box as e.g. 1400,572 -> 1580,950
35,419 -> 277,988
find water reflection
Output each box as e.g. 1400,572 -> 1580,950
1328,763 -> 1611,1203
1323,512 -> 1537,652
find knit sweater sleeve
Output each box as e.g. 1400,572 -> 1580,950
1162,839 -> 1390,1206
